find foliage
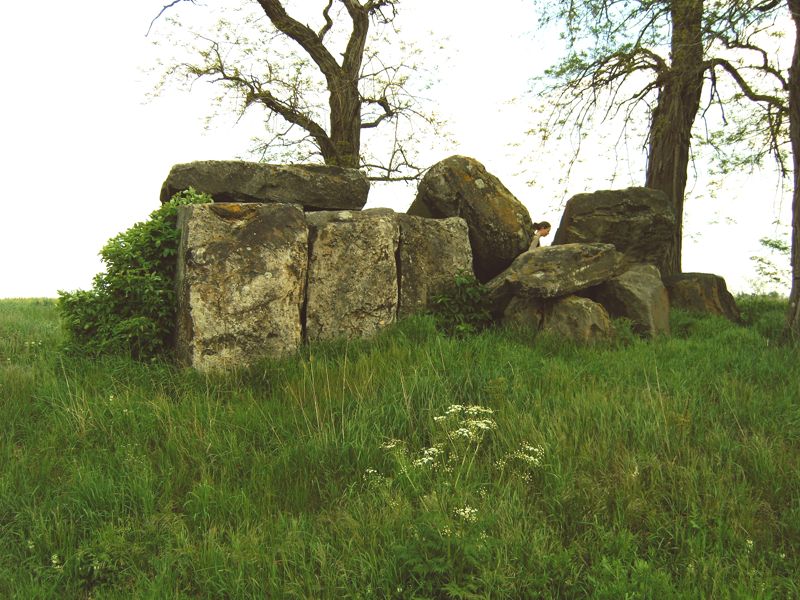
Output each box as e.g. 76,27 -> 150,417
57,189 -> 212,359
2,299 -> 799,596
749,235 -> 791,294
428,271 -> 494,337
532,0 -> 789,175
151,0 -> 445,181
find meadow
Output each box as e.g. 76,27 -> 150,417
0,296 -> 798,598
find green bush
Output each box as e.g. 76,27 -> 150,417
58,189 -> 212,359
429,271 -> 494,337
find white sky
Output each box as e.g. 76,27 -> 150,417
0,0 -> 792,298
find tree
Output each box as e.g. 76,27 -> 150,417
533,0 -> 789,276
786,0 -> 800,336
151,0 -> 441,181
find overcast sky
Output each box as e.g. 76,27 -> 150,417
0,0 -> 792,298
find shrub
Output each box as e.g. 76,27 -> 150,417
58,189 -> 212,359
429,271 -> 494,337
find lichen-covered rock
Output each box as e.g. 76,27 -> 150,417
486,243 -> 624,310
407,155 -> 534,282
663,272 -> 741,323
552,187 -> 676,275
583,264 -> 670,338
396,214 -> 473,318
499,296 -> 546,331
175,203 -> 308,371
160,160 -> 369,210
305,210 -> 399,342
541,296 -> 613,343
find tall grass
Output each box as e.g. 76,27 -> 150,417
1,297 -> 798,598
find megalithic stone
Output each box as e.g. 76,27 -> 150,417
161,161 -> 370,211
175,202 -> 308,371
305,210 -> 400,343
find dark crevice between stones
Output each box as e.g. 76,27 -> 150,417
395,225 -> 403,321
300,220 -> 316,345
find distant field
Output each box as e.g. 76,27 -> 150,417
1,296 -> 798,598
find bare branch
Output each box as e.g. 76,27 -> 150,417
147,0 -> 195,37
318,0 -> 334,41
706,57 -> 787,111
256,0 -> 341,79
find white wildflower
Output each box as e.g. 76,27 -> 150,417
454,505 -> 478,523
465,405 -> 494,416
380,439 -> 401,450
746,539 -> 754,552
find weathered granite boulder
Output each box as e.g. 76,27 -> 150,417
396,215 -> 473,319
486,243 -> 624,311
541,296 -> 614,343
663,272 -> 741,323
160,160 -> 370,210
499,296 -> 546,330
552,187 -> 676,275
582,264 -> 670,338
407,155 -> 534,282
305,210 -> 400,342
175,203 -> 308,371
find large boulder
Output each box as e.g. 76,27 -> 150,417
160,160 -> 370,211
552,187 -> 676,275
499,296 -> 546,331
663,272 -> 741,323
407,155 -> 534,282
486,243 -> 624,310
583,264 -> 670,338
305,210 -> 400,342
396,214 -> 473,319
175,203 -> 308,371
541,296 -> 614,344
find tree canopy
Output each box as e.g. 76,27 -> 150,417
533,0 -> 790,274
151,0 -> 443,181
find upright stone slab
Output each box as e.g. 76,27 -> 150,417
553,187 -> 675,275
175,203 -> 308,371
305,210 -> 400,342
396,215 -> 473,319
408,155 -> 534,282
161,161 -> 369,210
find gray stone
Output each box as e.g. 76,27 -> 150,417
175,203 -> 308,371
552,187 -> 676,275
583,264 -> 670,338
408,155 -> 534,282
486,243 -> 624,308
541,296 -> 614,344
161,160 -> 369,210
396,214 -> 473,319
663,272 -> 741,323
305,210 -> 400,342
499,296 -> 546,330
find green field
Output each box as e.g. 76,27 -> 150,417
1,297 -> 798,598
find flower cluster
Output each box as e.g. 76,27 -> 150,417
496,442 -> 546,483
454,505 -> 479,523
413,445 -> 444,467
437,404 -> 497,443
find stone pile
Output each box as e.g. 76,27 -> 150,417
168,161 -> 472,370
166,157 -> 740,370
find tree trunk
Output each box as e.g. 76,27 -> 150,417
327,76 -> 362,168
645,0 -> 705,276
786,0 -> 800,338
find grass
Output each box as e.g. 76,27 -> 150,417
0,297 -> 798,598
